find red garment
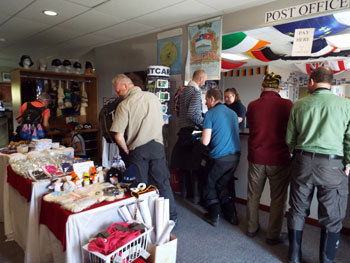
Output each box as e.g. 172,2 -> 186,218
19,100 -> 50,120
88,222 -> 141,256
246,91 -> 293,166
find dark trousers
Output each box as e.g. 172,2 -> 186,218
203,153 -> 240,206
129,140 -> 177,220
288,153 -> 349,233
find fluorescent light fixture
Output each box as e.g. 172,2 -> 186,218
221,53 -> 249,61
42,10 -> 58,16
326,33 -> 350,49
0,38 -> 5,42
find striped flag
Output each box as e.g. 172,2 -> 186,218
263,66 -> 268,74
247,47 -> 282,62
311,38 -> 337,57
222,32 -> 270,54
221,60 -> 247,71
255,67 -> 261,75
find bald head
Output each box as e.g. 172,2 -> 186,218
192,69 -> 207,87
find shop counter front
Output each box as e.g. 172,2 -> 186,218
39,190 -> 158,263
3,165 -> 51,263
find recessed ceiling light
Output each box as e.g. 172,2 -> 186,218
221,53 -> 249,61
0,38 -> 5,42
42,10 -> 58,16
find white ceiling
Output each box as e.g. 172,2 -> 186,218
0,0 -> 278,68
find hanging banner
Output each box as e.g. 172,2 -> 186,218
185,17 -> 222,81
157,28 -> 182,75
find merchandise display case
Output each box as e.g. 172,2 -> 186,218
10,68 -> 99,160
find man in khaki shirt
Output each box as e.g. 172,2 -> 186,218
110,74 -> 177,221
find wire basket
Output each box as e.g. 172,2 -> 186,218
83,227 -> 152,263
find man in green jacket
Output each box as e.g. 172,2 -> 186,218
286,66 -> 350,263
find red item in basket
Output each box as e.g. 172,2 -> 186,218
88,222 -> 142,256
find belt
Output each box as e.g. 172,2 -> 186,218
295,150 -> 343,160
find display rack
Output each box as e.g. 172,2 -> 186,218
11,68 -> 99,160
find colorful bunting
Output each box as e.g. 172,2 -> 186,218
310,38 -> 337,57
274,14 -> 348,39
221,60 -> 247,71
247,47 -> 282,62
222,66 -> 267,77
222,32 -> 270,54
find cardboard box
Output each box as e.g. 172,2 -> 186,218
147,234 -> 177,263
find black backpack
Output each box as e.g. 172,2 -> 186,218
98,98 -> 122,143
21,102 -> 45,125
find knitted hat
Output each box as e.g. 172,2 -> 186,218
262,72 -> 281,89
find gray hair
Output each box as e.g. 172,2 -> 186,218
38,92 -> 51,102
112,74 -> 133,85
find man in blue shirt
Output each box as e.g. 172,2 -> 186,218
200,88 -> 241,226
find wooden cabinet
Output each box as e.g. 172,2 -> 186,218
11,68 -> 100,160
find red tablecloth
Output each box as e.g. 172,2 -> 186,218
7,165 -> 34,202
39,194 -> 130,252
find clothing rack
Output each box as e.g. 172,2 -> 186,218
20,74 -> 92,83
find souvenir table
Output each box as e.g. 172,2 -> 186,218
0,153 -> 10,222
3,165 -> 51,263
38,190 -> 158,263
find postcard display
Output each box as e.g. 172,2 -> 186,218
147,66 -> 171,123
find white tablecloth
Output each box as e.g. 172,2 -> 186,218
39,190 -> 158,263
0,153 -> 10,222
3,172 -> 50,263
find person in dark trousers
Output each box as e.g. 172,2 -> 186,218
110,74 -> 177,221
171,69 -> 207,203
224,87 -> 246,129
286,66 -> 350,263
200,88 -> 241,227
246,73 -> 293,245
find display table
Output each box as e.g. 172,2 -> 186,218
39,190 -> 158,263
3,165 -> 51,263
0,153 -> 10,222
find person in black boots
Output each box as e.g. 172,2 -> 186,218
286,66 -> 350,263
171,69 -> 207,203
199,88 -> 241,226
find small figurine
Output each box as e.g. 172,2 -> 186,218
83,172 -> 90,186
51,179 -> 63,192
96,166 -> 105,183
90,166 -> 98,184
71,171 -> 82,188
19,55 -> 34,69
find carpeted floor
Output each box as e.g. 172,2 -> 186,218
0,195 -> 349,263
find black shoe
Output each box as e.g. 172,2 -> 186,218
204,212 -> 219,227
247,225 -> 260,237
204,203 -> 220,227
266,232 -> 288,245
288,228 -> 303,263
320,229 -> 340,263
222,201 -> 239,225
